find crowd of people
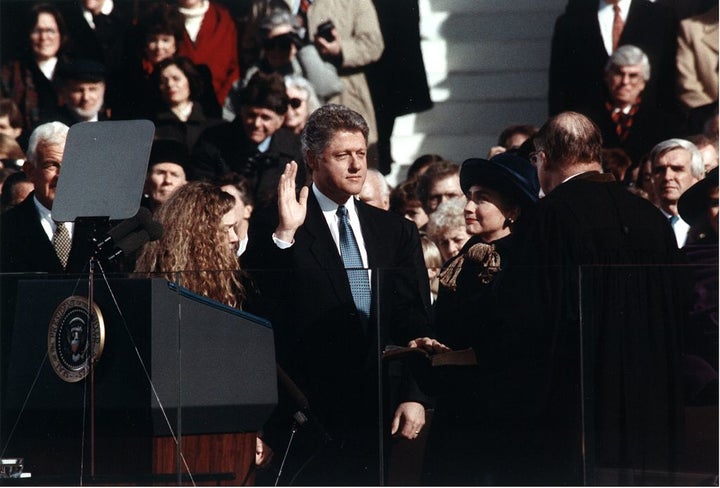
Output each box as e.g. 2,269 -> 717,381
0,0 -> 718,485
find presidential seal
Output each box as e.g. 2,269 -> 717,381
48,296 -> 105,383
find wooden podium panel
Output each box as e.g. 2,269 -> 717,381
153,433 -> 257,486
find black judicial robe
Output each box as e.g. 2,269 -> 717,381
486,172 -> 687,484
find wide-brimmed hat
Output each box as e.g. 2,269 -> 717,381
678,166 -> 718,228
460,152 -> 540,207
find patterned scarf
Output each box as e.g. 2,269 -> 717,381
439,242 -> 501,291
606,97 -> 641,142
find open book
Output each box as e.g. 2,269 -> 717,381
382,345 -> 478,367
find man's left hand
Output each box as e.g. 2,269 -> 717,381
391,401 -> 426,440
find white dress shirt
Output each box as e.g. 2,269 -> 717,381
34,195 -> 74,242
598,0 -> 632,54
273,184 -> 370,279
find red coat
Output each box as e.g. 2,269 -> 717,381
179,1 -> 240,106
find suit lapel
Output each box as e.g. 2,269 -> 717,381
303,193 -> 353,303
19,195 -> 64,273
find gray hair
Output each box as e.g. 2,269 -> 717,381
650,138 -> 705,179
259,8 -> 300,39
425,197 -> 466,240
365,168 -> 390,198
26,122 -> 69,168
301,104 -> 368,161
284,74 -> 322,114
605,44 -> 651,81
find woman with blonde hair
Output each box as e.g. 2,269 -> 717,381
135,180 -> 245,308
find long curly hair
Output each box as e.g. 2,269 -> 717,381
135,181 -> 245,308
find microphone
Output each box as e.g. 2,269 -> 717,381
103,211 -> 164,261
276,365 -> 331,441
95,207 -> 154,252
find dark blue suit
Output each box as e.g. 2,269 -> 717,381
245,191 -> 431,484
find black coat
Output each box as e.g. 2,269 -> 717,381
488,172 -> 687,484
191,121 -> 305,207
422,234 -> 516,485
581,97 -> 683,164
152,102 -> 222,154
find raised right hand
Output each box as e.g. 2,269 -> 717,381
275,161 -> 309,243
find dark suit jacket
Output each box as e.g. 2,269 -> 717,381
245,192 -> 432,437
0,193 -> 92,274
581,97 -> 683,164
58,0 -> 132,74
54,105 -> 111,127
152,102 -> 222,154
549,0 -> 678,115
191,121 -> 305,207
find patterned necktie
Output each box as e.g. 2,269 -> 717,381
611,4 -> 624,52
337,205 -> 371,317
53,222 -> 71,269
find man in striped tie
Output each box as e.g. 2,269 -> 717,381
1,121 -> 91,274
246,103 -> 432,485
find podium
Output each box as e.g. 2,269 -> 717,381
1,277 -> 277,484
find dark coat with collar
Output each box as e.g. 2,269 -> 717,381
581,97 -> 683,165
485,172 -> 687,484
0,193 -> 93,274
549,0 -> 679,115
152,102 -> 222,154
191,121 -> 305,207
245,192 -> 432,481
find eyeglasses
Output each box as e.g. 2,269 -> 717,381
609,67 -> 644,84
263,34 -> 294,51
288,97 -> 304,109
31,28 -> 59,37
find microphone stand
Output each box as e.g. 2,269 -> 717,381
79,217 -> 109,480
88,255 -> 96,478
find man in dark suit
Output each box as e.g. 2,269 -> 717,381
549,0 -> 678,116
57,0 -> 132,114
245,104 -> 432,484
1,121 -> 91,274
581,44 -> 681,165
486,112 -> 686,484
192,71 -> 304,209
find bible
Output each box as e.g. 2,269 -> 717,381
382,345 -> 478,367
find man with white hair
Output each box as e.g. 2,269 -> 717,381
583,44 -> 679,165
650,138 -> 705,247
0,121 -> 91,273
358,168 -> 390,210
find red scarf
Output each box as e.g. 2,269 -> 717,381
605,98 -> 641,142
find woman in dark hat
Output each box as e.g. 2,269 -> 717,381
420,151 -> 540,485
678,167 -> 718,403
679,166 -> 718,246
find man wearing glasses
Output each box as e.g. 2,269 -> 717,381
192,71 -> 304,208
581,44 -> 681,165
